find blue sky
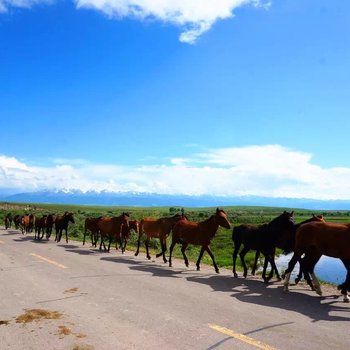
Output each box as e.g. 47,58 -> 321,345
0,0 -> 350,200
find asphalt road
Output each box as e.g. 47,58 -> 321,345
0,228 -> 349,350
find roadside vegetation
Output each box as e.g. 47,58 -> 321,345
1,202 -> 350,274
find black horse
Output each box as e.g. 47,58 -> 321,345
252,214 -> 325,283
232,211 -> 295,282
54,212 -> 75,243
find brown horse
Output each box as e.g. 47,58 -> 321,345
83,217 -> 101,247
135,213 -> 185,263
54,212 -> 75,243
232,211 -> 295,282
21,214 -> 34,234
283,221 -> 350,302
119,219 -> 138,253
34,215 -> 47,240
97,213 -> 130,252
169,208 -> 231,273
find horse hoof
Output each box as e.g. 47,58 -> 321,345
294,278 -> 300,285
233,273 -> 238,278
196,267 -> 200,271
277,277 -> 282,282
215,269 -> 220,274
147,256 -> 151,260
281,273 -> 286,279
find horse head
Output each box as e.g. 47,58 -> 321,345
215,208 -> 231,229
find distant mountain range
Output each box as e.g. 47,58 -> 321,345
1,189 -> 350,210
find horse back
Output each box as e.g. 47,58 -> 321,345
296,221 -> 350,258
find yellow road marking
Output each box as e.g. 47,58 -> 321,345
0,240 -> 5,244
31,253 -> 68,269
208,324 -> 277,350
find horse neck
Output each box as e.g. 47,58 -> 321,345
200,216 -> 219,239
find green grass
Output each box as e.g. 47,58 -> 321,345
1,201 -> 350,273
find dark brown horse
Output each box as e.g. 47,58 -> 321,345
13,214 -> 21,230
83,217 -> 101,247
135,213 -> 185,263
97,213 -> 130,252
169,208 -> 231,273
45,214 -> 55,239
232,211 -> 295,282
252,214 -> 325,282
54,212 -> 75,243
283,221 -> 350,302
4,213 -> 12,229
34,215 -> 47,240
119,219 -> 138,253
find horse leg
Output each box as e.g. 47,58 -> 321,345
239,246 -> 250,278
65,228 -> 68,243
134,232 -> 141,256
266,251 -> 281,282
83,228 -> 87,245
338,259 -> 350,303
181,242 -> 189,267
169,240 -> 176,267
107,236 -> 112,252
205,246 -> 219,274
232,242 -> 241,278
145,239 -> 151,260
251,251 -> 260,276
162,239 -> 168,263
283,251 -> 303,292
195,247 -> 205,271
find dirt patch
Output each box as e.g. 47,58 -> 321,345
76,333 -> 87,339
15,309 -> 62,324
64,288 -> 79,294
72,344 -> 94,350
57,325 -> 73,339
0,320 -> 10,326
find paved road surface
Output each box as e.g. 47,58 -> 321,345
0,228 -> 349,350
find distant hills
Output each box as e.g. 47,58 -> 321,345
1,189 -> 350,210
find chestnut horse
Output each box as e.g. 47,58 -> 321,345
169,208 -> 231,273
83,217 -> 101,247
21,214 -> 34,234
252,214 -> 325,283
135,213 -> 185,263
232,211 -> 295,282
54,212 -> 75,243
97,213 -> 130,252
283,221 -> 350,302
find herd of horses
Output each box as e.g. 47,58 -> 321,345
3,209 -> 350,303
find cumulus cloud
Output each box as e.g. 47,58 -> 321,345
0,0 -> 269,43
1,145 -> 350,200
75,0 -> 268,43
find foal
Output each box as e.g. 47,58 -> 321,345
169,209 -> 231,273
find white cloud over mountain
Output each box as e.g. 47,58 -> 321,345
0,0 -> 268,43
1,145 -> 350,200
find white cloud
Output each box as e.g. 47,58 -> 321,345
0,0 -> 52,12
1,145 -> 350,200
75,0 -> 267,43
1,0 -> 268,43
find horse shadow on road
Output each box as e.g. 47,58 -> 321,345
185,274 -> 350,322
12,235 -> 49,244
100,255 -> 187,279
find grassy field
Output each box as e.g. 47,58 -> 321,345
1,201 -> 350,274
